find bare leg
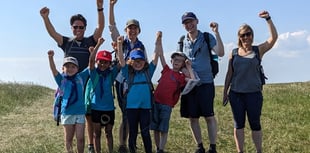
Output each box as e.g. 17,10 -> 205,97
85,115 -> 94,145
159,132 -> 168,151
154,131 -> 160,150
205,116 -> 217,144
252,130 -> 262,153
75,123 -> 85,153
234,128 -> 244,153
93,122 -> 102,153
64,125 -> 75,153
189,118 -> 202,144
105,124 -> 114,153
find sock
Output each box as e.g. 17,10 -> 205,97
209,144 -> 216,151
88,144 -> 94,148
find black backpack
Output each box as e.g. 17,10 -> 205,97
232,46 -> 267,85
178,32 -> 219,78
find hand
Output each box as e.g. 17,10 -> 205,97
210,22 -> 219,33
97,0 -> 103,8
110,0 -> 117,5
97,37 -> 105,45
185,59 -> 192,67
156,31 -> 162,38
117,35 -> 124,43
47,50 -> 54,57
259,10 -> 270,19
222,94 -> 229,106
40,7 -> 49,18
89,46 -> 95,53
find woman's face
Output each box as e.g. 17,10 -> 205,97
126,25 -> 140,40
239,29 -> 253,47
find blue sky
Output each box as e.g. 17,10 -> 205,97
1,0 -> 309,89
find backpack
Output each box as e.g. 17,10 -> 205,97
178,32 -> 219,78
53,76 -> 83,126
232,46 -> 267,86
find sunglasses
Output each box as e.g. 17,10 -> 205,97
240,32 -> 252,38
72,26 -> 85,30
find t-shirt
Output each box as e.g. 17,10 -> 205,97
59,36 -> 96,72
89,67 -> 118,111
54,69 -> 89,115
154,65 -> 186,107
121,62 -> 156,109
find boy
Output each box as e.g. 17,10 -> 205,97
150,31 -> 195,153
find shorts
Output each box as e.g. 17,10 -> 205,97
180,83 -> 215,118
91,109 -> 115,126
150,103 -> 172,133
61,114 -> 85,125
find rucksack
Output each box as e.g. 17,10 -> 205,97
232,46 -> 267,85
53,75 -> 83,126
178,32 -> 219,78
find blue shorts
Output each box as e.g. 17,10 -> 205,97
150,103 -> 172,133
61,114 -> 85,125
91,109 -> 115,126
180,83 -> 215,118
229,90 -> 263,130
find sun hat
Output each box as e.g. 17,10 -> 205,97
63,56 -> 79,67
96,50 -> 112,61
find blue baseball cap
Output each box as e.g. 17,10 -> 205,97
129,50 -> 145,60
182,12 -> 197,24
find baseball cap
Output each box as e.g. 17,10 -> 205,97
181,12 -> 197,24
171,51 -> 187,59
126,19 -> 140,30
129,49 -> 145,60
96,50 -> 112,61
63,56 -> 79,67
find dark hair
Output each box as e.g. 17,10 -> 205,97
70,14 -> 87,27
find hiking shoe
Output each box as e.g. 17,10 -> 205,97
206,149 -> 217,153
195,147 -> 205,153
156,149 -> 164,153
88,146 -> 95,153
118,145 -> 128,153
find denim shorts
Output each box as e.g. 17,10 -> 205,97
61,114 -> 85,125
150,103 -> 172,133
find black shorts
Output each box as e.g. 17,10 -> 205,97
91,109 -> 115,126
180,83 -> 215,118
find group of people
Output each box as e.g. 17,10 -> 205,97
40,0 -> 278,153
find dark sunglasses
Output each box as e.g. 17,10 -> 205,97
240,32 -> 252,38
72,26 -> 85,30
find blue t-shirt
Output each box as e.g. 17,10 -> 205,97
121,62 -> 156,109
183,30 -> 216,83
89,66 -> 118,111
54,69 -> 89,115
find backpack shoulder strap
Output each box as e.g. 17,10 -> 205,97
252,46 -> 261,63
203,32 -> 212,52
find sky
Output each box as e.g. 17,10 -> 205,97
1,0 -> 310,89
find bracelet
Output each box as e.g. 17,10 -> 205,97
265,16 -> 271,21
97,8 -> 103,12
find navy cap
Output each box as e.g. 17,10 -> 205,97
182,12 -> 197,24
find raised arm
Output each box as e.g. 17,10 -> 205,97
210,22 -> 225,57
117,36 -> 125,67
47,50 -> 59,77
109,0 -> 120,41
258,10 -> 278,58
89,38 -> 105,70
152,31 -> 162,66
40,7 -> 63,46
93,0 -> 105,41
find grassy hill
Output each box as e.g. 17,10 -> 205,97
0,82 -> 309,153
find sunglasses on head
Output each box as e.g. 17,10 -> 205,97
240,32 -> 252,38
72,26 -> 85,30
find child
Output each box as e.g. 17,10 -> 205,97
116,32 -> 160,153
48,38 -> 104,153
150,31 -> 195,153
85,47 -> 119,153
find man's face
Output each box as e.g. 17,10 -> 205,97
183,19 -> 198,33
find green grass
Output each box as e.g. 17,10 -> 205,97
0,81 -> 309,153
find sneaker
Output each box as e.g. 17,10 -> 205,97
195,147 -> 205,153
118,145 -> 128,153
156,149 -> 164,153
88,146 -> 95,153
206,149 -> 217,153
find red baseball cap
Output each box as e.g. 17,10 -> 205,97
96,50 -> 112,61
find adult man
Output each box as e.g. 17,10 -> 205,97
179,12 -> 224,153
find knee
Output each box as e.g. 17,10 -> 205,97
249,120 -> 261,131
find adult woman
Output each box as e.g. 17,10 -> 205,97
223,10 -> 278,153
